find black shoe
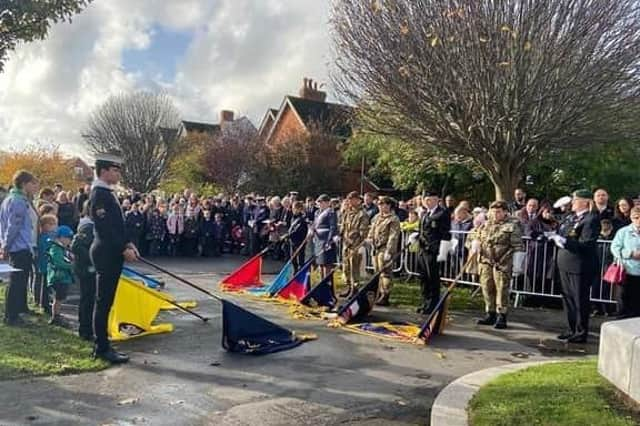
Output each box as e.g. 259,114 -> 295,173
4,316 -> 25,326
93,348 -> 129,364
79,333 -> 95,342
376,293 -> 390,306
567,334 -> 587,344
477,312 -> 497,326
494,314 -> 507,329
557,332 -> 573,340
48,315 -> 64,326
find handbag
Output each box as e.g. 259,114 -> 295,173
603,259 -> 626,285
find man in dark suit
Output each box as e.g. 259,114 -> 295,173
549,189 -> 600,343
409,191 -> 451,314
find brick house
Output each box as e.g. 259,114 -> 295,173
67,157 -> 94,184
257,78 -> 381,195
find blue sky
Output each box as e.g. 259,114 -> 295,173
122,25 -> 193,82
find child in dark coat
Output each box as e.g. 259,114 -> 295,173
199,209 -> 216,257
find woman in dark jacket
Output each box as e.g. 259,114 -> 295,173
56,191 -> 77,230
613,197 -> 633,234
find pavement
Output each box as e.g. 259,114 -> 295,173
0,256 -> 605,426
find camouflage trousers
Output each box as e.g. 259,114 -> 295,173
341,246 -> 363,286
478,263 -> 511,314
373,251 -> 393,294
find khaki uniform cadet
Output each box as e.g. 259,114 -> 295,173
468,200 -> 524,329
338,191 -> 370,298
366,196 -> 401,306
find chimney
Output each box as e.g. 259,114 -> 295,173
298,77 -> 327,102
220,110 -> 235,123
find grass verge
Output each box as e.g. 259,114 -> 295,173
0,283 -> 108,381
468,358 -> 640,426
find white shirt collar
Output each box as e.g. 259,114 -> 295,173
91,178 -> 112,191
575,209 -> 589,217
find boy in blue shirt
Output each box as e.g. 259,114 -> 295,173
47,226 -> 75,325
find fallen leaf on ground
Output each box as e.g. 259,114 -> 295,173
169,400 -> 185,406
117,398 -> 139,406
435,351 -> 446,359
397,400 -> 407,406
510,352 -> 530,359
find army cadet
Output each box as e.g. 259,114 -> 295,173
337,191 -> 370,298
468,200 -> 524,329
90,153 -> 139,363
366,196 -> 401,306
409,191 -> 451,314
549,189 -> 600,343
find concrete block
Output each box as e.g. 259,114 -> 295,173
630,336 -> 640,402
598,318 -> 640,403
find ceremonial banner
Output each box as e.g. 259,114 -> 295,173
300,269 -> 336,309
121,266 -> 196,311
277,261 -> 312,301
220,253 -> 263,291
221,299 -> 312,354
335,274 -> 380,324
417,290 -> 451,342
122,266 -> 162,289
247,260 -> 294,297
108,277 -> 174,341
344,321 -> 422,344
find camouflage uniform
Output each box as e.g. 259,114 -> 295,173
340,206 -> 370,287
469,216 -> 524,314
367,211 -> 401,294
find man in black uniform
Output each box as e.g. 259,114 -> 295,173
409,191 -> 451,314
89,153 -> 138,363
549,189 -> 600,344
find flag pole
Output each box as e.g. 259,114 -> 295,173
137,257 -> 223,302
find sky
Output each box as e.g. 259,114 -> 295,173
0,0 -> 333,157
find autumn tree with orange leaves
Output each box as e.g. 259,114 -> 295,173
0,145 -> 83,190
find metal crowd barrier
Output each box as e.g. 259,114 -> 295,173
337,230 -> 617,306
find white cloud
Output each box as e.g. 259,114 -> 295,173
0,0 -> 332,158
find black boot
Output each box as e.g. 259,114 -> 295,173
494,313 -> 507,329
477,312 -> 497,325
93,347 -> 129,364
376,292 -> 390,306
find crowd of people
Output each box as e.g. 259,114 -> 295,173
1,164 -> 640,359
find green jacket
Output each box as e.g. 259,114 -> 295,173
47,242 -> 74,286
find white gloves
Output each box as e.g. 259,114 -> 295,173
408,232 -> 419,245
512,252 -> 526,276
470,239 -> 481,254
333,235 -> 341,244
383,251 -> 392,262
549,234 -> 566,249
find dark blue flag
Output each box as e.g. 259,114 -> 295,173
300,269 -> 336,309
336,273 -> 380,324
417,289 -> 451,342
221,300 -> 304,355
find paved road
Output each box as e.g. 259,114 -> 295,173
0,256 -> 600,426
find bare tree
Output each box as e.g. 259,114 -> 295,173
331,0 -> 640,200
83,91 -> 182,192
202,118 -> 259,193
